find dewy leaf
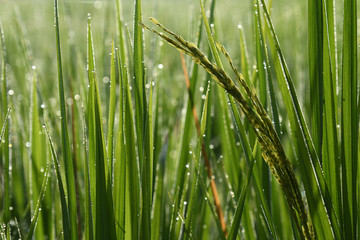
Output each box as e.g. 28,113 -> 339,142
341,0 -> 358,238
54,0 -> 78,238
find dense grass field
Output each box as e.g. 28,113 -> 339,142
0,0 -> 359,239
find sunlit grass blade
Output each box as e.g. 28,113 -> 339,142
113,47 -> 126,240
133,0 -> 145,162
117,24 -> 141,237
150,89 -> 163,240
25,163 -> 50,240
79,99 -> 94,240
43,123 -> 71,240
321,0 -> 341,225
30,74 -> 50,239
238,25 -> 250,85
107,40 -> 116,180
261,0 -> 340,238
254,0 -> 267,108
87,15 -> 117,239
0,19 -> 10,226
133,0 -> 152,237
0,109 -> 10,145
113,2 -> 127,238
341,0 -> 358,238
124,63 -> 140,239
54,1 -> 78,239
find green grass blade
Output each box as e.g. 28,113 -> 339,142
133,0 -> 152,237
43,123 -> 71,240
322,0 -> 341,225
0,19 -> 10,225
107,40 -> 116,181
0,109 -> 10,145
30,74 -> 48,239
124,61 -> 140,239
227,153 -> 255,240
254,0 -> 267,108
133,0 -> 145,162
87,16 -> 116,240
150,89 -> 163,240
341,0 -> 358,238
308,0 -> 324,156
80,100 -> 94,240
199,0 -> 222,68
54,1 -> 78,239
87,14 -> 97,232
238,25 -> 250,84
25,163 -> 50,240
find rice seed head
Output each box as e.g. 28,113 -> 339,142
142,19 -> 314,239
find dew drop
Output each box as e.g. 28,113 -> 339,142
73,95 -> 80,101
103,76 -> 110,84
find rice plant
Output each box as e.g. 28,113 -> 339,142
0,0 -> 358,239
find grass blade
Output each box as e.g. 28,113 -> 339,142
87,15 -> 116,239
25,163 -> 50,240
54,1 -> 78,239
30,74 -> 49,239
227,149 -> 255,240
43,123 -> 71,240
341,0 -> 358,238
321,0 -> 341,226
107,40 -> 116,181
0,19 -> 10,226
308,0 -> 324,156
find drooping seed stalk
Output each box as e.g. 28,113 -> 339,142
141,18 -> 314,240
